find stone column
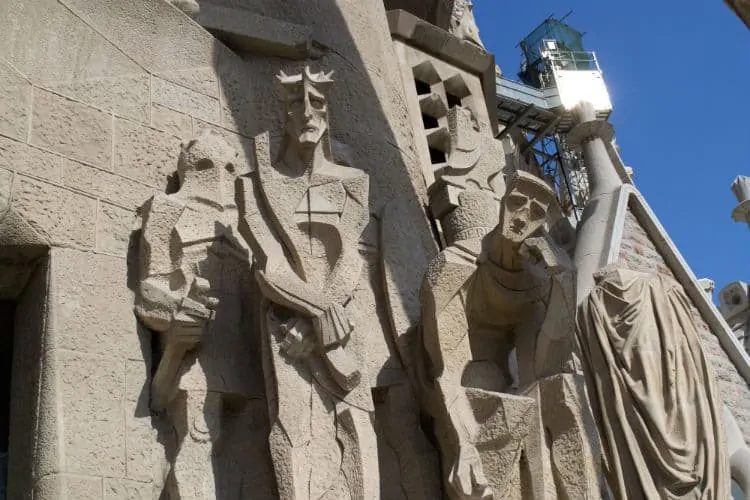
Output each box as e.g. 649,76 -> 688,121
731,175 -> 750,228
567,100 -> 623,303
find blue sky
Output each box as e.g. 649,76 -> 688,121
474,1 -> 750,300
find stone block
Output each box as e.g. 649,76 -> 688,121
0,59 -> 31,141
113,117 -> 180,188
34,473 -> 103,499
152,76 -> 220,124
104,478 -> 153,499
56,0 -> 216,74
0,168 -> 12,212
30,88 -> 112,167
58,350 -> 125,477
126,403 -> 158,482
47,74 -> 150,123
0,135 -> 61,182
97,201 -> 136,256
151,104 -> 192,138
156,67 -> 219,98
0,0 -> 144,84
125,354 -> 161,483
196,4 -> 313,59
12,176 -> 96,248
215,46 -> 262,137
52,248 -> 142,359
62,159 -> 155,209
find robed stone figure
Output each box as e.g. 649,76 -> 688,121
577,267 -> 729,499
236,67 -> 379,500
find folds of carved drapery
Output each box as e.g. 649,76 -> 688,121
577,268 -> 730,499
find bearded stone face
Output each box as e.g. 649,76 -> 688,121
285,82 -> 328,147
500,190 -> 549,245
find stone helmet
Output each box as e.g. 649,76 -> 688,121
177,129 -> 239,185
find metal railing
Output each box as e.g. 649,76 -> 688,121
543,49 -> 601,73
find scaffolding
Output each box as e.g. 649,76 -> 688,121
496,14 -> 611,221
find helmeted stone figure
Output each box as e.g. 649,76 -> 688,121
134,130 -> 265,498
236,67 -> 379,499
419,170 -> 599,499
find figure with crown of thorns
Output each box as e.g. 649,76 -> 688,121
236,67 -> 379,499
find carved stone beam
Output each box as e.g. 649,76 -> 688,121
195,4 -> 317,59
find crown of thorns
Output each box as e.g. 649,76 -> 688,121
277,66 -> 334,100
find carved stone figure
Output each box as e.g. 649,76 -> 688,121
134,130 -> 265,498
236,67 -> 379,499
577,267 -> 730,499
450,0 -> 485,48
419,170 -> 599,499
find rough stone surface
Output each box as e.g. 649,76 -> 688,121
0,168 -> 13,211
113,117 -> 181,188
59,349 -> 126,477
53,249 -> 141,360
33,474 -> 103,499
618,207 -> 750,444
62,158 -> 156,209
97,201 -> 136,256
152,104 -> 193,138
104,478 -> 153,499
30,88 -> 113,168
12,175 -> 96,248
46,74 -> 150,123
157,68 -> 220,98
0,0 -> 144,84
0,59 -> 31,141
152,75 -> 221,124
0,135 -> 62,182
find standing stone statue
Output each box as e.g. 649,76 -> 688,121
577,267 -> 730,499
236,67 -> 379,499
134,130 -> 264,498
419,171 -> 599,499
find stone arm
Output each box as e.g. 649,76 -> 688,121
134,195 -> 187,332
235,174 -> 330,318
419,249 -> 491,497
236,174 -> 359,390
134,195 -> 217,411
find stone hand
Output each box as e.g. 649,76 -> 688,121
519,236 -> 568,273
312,302 -> 354,347
171,278 -> 218,345
449,445 -> 493,499
280,318 -> 316,359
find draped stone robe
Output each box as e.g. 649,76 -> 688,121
576,268 -> 729,499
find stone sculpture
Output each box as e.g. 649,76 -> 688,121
577,267 -> 730,499
732,175 -> 750,227
419,170 -> 599,499
236,67 -> 379,499
450,0 -> 485,48
134,130 -> 262,498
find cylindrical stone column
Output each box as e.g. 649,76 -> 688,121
568,101 -> 623,303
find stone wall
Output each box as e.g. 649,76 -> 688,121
617,207 -> 750,442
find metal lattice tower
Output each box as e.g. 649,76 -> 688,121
496,14 -> 612,221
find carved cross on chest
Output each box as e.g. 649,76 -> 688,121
293,176 -> 346,258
